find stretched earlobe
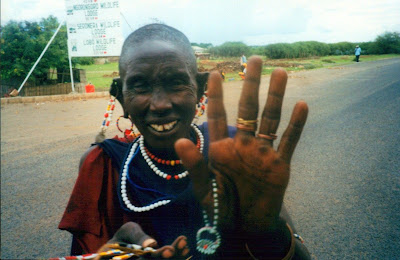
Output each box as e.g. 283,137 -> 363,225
109,77 -> 129,118
196,72 -> 209,101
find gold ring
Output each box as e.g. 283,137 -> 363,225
236,118 -> 258,132
257,133 -> 277,140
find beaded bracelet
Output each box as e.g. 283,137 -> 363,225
49,243 -> 155,260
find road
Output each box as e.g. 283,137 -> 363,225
1,58 -> 399,259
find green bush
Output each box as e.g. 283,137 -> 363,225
209,42 -> 250,57
374,32 -> 400,54
75,57 -> 94,65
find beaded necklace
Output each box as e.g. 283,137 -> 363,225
196,178 -> 221,255
143,136 -> 200,166
120,124 -> 203,212
119,124 -> 221,255
139,124 -> 204,180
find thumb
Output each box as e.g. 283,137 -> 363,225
175,138 -> 211,202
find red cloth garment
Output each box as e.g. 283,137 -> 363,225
59,145 -> 117,252
59,124 -> 237,256
58,140 -> 145,253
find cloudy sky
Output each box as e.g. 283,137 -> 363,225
2,0 -> 400,46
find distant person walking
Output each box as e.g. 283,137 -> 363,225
355,45 -> 361,62
240,54 -> 247,71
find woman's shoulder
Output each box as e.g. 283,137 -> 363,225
79,135 -> 133,170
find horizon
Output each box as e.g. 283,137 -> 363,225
2,0 -> 400,46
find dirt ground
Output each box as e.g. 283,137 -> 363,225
197,58 -> 322,73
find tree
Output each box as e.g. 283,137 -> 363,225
374,32 -> 400,54
209,42 -> 249,57
191,42 -> 213,49
0,15 -> 92,84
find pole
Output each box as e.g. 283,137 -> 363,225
68,53 -> 75,92
18,22 -> 63,93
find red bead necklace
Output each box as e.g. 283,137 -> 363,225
144,136 -> 200,166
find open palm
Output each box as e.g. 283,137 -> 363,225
175,56 -> 308,238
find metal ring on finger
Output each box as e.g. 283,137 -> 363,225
236,118 -> 258,132
257,133 -> 278,141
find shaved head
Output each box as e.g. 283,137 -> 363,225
119,24 -> 197,79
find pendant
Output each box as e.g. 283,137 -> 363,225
196,226 -> 221,255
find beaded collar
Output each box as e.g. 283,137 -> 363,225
120,124 -> 203,212
139,124 -> 204,180
118,124 -> 220,255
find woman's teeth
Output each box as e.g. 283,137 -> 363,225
150,121 -> 177,132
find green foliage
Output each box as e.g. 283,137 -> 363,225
328,42 -> 354,55
0,16 -> 94,83
374,32 -> 400,54
249,46 -> 265,56
261,32 -> 399,58
74,57 -> 95,65
0,16 -> 67,81
191,42 -> 213,48
209,42 -> 250,57
264,41 -> 330,59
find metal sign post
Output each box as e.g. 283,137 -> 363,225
67,41 -> 76,92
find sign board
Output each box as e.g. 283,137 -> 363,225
65,0 -> 123,57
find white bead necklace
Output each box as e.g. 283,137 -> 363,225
139,124 -> 204,180
196,178 -> 221,255
120,142 -> 172,212
120,124 -> 204,212
120,124 -> 221,255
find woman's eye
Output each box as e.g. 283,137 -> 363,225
127,82 -> 148,92
172,80 -> 185,85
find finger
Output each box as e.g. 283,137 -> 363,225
142,238 -> 158,248
109,222 -> 152,245
170,236 -> 189,257
207,71 -> 228,142
149,246 -> 175,258
278,101 -> 308,163
170,235 -> 187,250
237,56 -> 263,136
175,138 -> 211,201
258,68 -> 288,145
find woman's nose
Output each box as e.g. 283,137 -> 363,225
149,88 -> 172,114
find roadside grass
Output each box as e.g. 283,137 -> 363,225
80,54 -> 400,91
77,63 -> 119,91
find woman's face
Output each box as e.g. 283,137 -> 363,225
122,40 -> 199,152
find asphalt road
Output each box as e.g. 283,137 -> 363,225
1,58 -> 399,259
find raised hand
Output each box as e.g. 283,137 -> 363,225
175,56 -> 308,239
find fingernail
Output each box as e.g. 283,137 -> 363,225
162,248 -> 174,258
178,238 -> 187,249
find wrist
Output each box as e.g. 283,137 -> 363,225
245,222 -> 295,260
219,219 -> 294,259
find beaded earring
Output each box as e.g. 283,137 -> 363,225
192,92 -> 208,124
116,115 -> 140,139
95,97 -> 116,143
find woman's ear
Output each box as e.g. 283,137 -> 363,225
109,77 -> 129,118
196,72 -> 209,101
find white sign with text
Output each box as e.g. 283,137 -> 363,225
65,0 -> 123,57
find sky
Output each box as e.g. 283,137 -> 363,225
1,0 -> 400,46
